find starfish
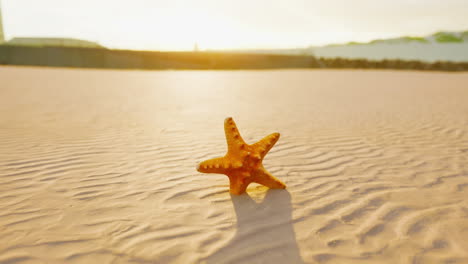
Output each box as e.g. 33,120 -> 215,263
196,117 -> 286,195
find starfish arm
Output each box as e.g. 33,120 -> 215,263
251,132 -> 280,159
252,168 -> 286,189
224,117 -> 247,154
228,171 -> 252,195
197,157 -> 230,174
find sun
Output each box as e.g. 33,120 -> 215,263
151,9 -> 245,51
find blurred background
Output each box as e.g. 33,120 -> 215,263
1,0 -> 468,70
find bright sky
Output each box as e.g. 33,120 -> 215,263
2,0 -> 468,51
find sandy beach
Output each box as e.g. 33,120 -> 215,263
0,66 -> 467,264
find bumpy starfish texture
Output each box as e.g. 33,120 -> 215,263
196,117 -> 286,195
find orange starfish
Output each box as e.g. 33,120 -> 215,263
196,117 -> 286,195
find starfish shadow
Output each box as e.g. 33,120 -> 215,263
205,189 -> 304,264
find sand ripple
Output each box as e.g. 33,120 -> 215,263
0,67 -> 468,263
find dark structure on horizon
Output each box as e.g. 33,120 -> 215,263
1,45 -> 467,71
0,45 -> 319,69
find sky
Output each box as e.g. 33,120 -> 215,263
2,0 -> 468,51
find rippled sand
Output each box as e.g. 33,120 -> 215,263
1,66 -> 468,264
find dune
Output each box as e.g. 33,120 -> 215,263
0,66 -> 467,264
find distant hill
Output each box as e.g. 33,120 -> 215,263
308,31 -> 468,62
330,31 -> 468,46
222,31 -> 468,63
6,37 -> 103,48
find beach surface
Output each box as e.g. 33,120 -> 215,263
1,66 -> 467,264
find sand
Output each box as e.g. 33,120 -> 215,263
0,66 -> 467,264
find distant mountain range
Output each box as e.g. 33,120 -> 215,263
326,31 -> 468,46
226,31 -> 468,62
